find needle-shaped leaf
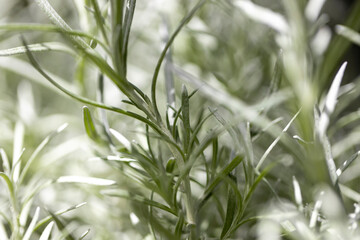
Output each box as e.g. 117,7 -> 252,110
198,155 -> 243,208
12,121 -> 24,183
318,0 -> 360,89
34,203 -> 86,231
256,109 -> 300,171
22,40 -> 162,135
0,173 -> 16,211
39,222 -> 54,240
339,184 -> 360,202
79,229 -> 90,240
90,0 -> 109,45
336,25 -> 360,47
0,149 -> 11,176
109,128 -> 131,151
319,62 -> 347,138
48,211 -> 75,240
102,189 -> 177,216
234,0 -> 289,33
57,176 -> 116,186
23,207 -> 40,240
121,0 -> 136,74
0,220 -> 8,240
82,106 -> 101,142
174,213 -> 185,238
336,150 -> 360,177
0,42 -> 75,57
220,185 -> 237,239
181,85 -> 191,152
19,123 -> 68,184
292,176 -> 303,211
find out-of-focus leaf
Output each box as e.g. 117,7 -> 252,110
292,176 -> 303,211
102,189 -> 177,216
79,229 -> 90,240
39,222 -> 54,240
336,151 -> 360,177
48,211 -> 75,240
109,128 -> 131,151
305,0 -> 326,21
336,25 -> 360,47
23,207 -> 40,240
0,219 -> 8,240
0,149 -> 10,176
234,0 -> 288,33
0,42 -> 75,56
19,123 -> 68,184
12,121 -> 24,183
57,176 -> 116,186
35,203 -> 86,231
318,62 -> 347,137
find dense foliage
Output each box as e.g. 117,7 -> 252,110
0,0 -> 359,239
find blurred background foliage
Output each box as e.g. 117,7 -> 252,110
0,0 -> 359,239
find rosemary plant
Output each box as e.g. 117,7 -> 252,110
0,0 -> 359,239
